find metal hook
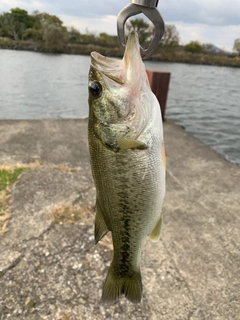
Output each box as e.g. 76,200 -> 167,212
117,0 -> 165,59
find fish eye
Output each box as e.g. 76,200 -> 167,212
89,81 -> 102,98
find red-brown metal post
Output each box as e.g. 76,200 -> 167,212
146,70 -> 171,121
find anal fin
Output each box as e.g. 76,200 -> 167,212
95,201 -> 109,244
149,216 -> 162,242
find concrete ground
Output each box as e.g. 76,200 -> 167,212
0,119 -> 239,320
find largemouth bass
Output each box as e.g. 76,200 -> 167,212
88,31 -> 166,303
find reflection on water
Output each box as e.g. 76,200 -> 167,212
0,50 -> 239,165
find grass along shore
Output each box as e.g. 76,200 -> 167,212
1,37 -> 240,68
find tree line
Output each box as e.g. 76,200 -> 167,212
0,8 -> 240,59
0,8 -> 100,52
0,8 -> 180,52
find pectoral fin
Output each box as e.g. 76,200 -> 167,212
117,137 -> 148,150
97,123 -> 147,152
149,216 -> 162,242
95,201 -> 109,244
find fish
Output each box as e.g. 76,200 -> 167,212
88,31 -> 166,303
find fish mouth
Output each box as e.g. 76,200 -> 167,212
90,31 -> 142,85
123,31 -> 141,64
123,31 -> 142,84
91,52 -> 125,84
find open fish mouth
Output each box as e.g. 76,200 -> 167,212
90,32 -> 142,86
90,52 -> 125,84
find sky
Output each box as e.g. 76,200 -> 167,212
1,0 -> 240,52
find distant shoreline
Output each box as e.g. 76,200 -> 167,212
1,39 -> 240,68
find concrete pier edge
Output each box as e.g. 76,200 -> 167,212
0,119 -> 239,320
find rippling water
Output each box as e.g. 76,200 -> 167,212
0,50 -> 89,119
0,49 -> 239,165
145,61 -> 240,166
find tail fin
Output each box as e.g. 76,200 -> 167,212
102,264 -> 142,303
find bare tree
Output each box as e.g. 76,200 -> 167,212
160,25 -> 179,46
233,38 -> 240,56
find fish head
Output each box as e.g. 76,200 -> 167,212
88,53 -> 127,124
88,31 -> 151,137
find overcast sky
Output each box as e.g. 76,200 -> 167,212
1,0 -> 240,51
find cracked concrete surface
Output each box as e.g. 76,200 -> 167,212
0,119 -> 239,320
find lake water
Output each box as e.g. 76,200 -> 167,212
0,49 -> 240,166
